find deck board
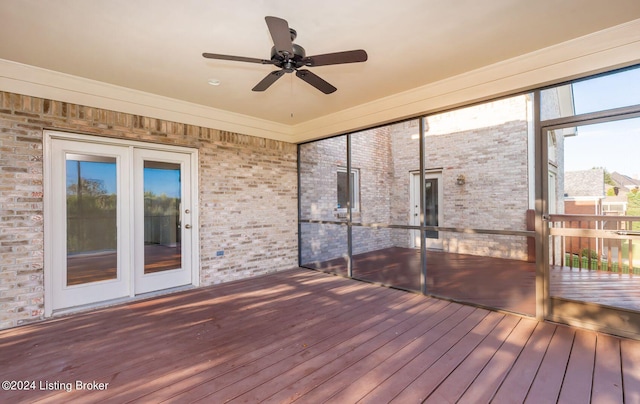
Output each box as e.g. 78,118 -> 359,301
0,268 -> 637,403
257,299 -> 450,403
361,307 -> 489,403
524,325 -> 575,404
183,293 -> 425,402
621,338 -> 640,403
491,321 -> 556,403
272,299 -> 454,403
93,277 -> 404,403
225,296 -> 441,403
423,314 -> 521,403
456,317 -> 538,403
558,329 -> 597,404
326,305 -> 477,403
592,334 -> 624,404
388,311 -> 505,403
6,271 -> 357,381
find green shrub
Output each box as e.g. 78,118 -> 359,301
579,248 -> 598,260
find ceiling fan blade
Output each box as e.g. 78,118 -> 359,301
302,50 -> 368,67
265,16 -> 293,56
295,69 -> 337,94
252,70 -> 285,91
203,53 -> 272,64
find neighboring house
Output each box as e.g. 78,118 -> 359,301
561,169 -> 640,256
603,171 -> 640,214
564,169 -> 606,215
563,169 -> 605,254
610,171 -> 640,191
603,191 -> 629,215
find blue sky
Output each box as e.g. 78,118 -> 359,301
66,162 -> 181,197
572,68 -> 640,114
144,168 -> 181,198
563,67 -> 640,177
66,160 -> 116,194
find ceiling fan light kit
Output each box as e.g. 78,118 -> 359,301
203,16 -> 368,94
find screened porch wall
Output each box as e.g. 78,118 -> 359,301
298,92 -> 552,316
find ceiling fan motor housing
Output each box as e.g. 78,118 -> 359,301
270,43 -> 306,72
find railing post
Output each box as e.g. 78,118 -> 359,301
630,238 -> 634,274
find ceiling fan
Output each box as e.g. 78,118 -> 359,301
203,16 -> 368,94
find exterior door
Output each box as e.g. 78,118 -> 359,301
134,149 -> 193,294
47,134 -> 196,313
410,172 -> 443,249
544,117 -> 640,339
49,139 -> 131,310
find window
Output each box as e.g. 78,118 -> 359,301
337,167 -> 359,211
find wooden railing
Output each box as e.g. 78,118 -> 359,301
549,214 -> 640,275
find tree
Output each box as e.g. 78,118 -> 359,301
628,188 -> 640,230
66,178 -> 117,253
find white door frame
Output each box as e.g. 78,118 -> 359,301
44,131 -> 200,316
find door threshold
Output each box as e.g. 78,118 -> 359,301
51,285 -> 196,318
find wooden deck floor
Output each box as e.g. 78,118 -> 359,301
550,266 -> 640,312
305,247 -> 640,316
2,269 -> 640,403
305,247 -> 537,315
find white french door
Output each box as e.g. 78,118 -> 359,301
46,134 -> 197,313
49,139 -> 131,310
133,149 -> 193,294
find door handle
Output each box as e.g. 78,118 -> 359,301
184,224 -> 192,229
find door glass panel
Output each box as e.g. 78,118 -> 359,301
549,117 -> 640,312
66,155 -> 117,285
425,178 -> 439,239
143,161 -> 181,274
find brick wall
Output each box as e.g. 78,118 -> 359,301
421,95 -> 532,259
0,91 -> 298,329
299,120 -> 424,265
299,95 -> 535,263
298,136 -> 347,263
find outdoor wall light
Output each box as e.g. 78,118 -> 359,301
456,174 -> 466,185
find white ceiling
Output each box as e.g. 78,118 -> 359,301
1,0 -> 640,141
